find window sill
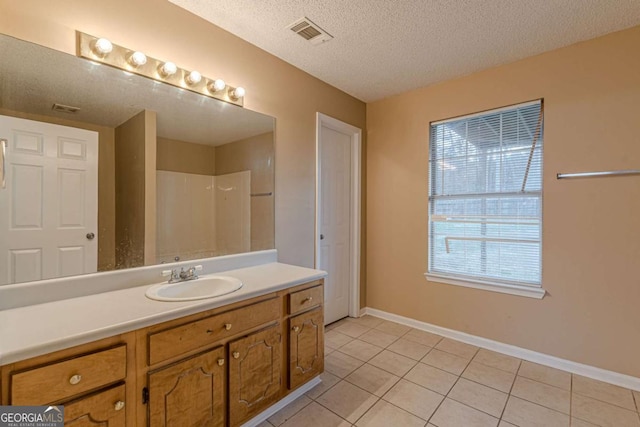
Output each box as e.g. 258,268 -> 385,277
424,273 -> 546,299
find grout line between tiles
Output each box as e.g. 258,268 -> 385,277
570,383 -> 640,412
424,344 -> 478,425
314,378 -> 382,426
267,396 -> 313,427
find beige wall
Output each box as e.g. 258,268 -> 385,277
0,0 -> 367,278
216,132 -> 274,251
367,26 -> 640,377
157,137 -> 216,176
0,108 -> 116,271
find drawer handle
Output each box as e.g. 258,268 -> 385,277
217,358 -> 225,366
69,374 -> 82,385
114,400 -> 125,411
302,297 -> 313,304
232,351 -> 240,359
292,326 -> 300,332
224,323 -> 232,331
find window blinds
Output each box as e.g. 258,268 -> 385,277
428,100 -> 543,287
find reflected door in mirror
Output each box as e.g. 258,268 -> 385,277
0,115 -> 98,285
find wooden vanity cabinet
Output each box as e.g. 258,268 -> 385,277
288,307 -> 324,390
148,346 -> 226,427
0,280 -> 324,427
228,323 -> 283,426
63,384 -> 126,426
0,333 -> 135,427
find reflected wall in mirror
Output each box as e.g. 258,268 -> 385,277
0,34 -> 275,286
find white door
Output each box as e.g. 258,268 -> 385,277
318,121 -> 354,325
0,115 -> 98,285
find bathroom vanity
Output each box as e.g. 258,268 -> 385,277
0,254 -> 325,427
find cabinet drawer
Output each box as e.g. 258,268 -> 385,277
64,384 -> 126,426
288,285 -> 323,315
149,297 -> 281,365
10,345 -> 126,405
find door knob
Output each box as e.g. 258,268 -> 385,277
86,232 -> 95,240
320,234 -> 324,240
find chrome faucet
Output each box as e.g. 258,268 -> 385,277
162,265 -> 203,283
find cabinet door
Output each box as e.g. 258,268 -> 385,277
228,323 -> 282,426
64,384 -> 126,426
148,346 -> 225,427
289,307 -> 324,389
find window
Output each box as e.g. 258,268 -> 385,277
427,100 -> 544,298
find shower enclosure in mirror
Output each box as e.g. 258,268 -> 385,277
0,34 -> 275,286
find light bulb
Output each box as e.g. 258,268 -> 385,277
209,79 -> 226,92
159,61 -> 177,77
186,70 -> 202,85
230,86 -> 245,99
92,38 -> 113,56
128,51 -> 147,67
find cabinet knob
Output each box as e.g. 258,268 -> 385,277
114,400 -> 125,411
302,296 -> 313,304
206,329 -> 213,334
69,374 -> 82,385
224,323 -> 232,331
217,358 -> 225,366
292,326 -> 300,332
232,351 -> 240,359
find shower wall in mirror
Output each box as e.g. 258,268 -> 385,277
0,34 -> 275,285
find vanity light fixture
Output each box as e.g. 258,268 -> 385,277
209,79 -> 226,92
76,31 -> 245,106
159,61 -> 177,77
128,51 -> 147,67
185,70 -> 202,85
92,38 -> 113,56
229,86 -> 246,100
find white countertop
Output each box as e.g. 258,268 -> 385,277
0,262 -> 326,365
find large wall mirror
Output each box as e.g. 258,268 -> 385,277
0,34 -> 275,286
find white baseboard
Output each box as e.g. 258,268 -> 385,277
240,376 -> 321,427
362,307 -> 640,392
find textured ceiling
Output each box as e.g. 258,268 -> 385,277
169,0 -> 640,102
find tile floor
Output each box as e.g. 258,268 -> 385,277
261,316 -> 640,427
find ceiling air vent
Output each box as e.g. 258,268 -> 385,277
52,103 -> 80,114
287,17 -> 333,45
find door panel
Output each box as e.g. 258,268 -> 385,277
319,125 -> 352,324
63,384 -> 126,427
148,347 -> 225,427
0,115 -> 98,285
228,323 -> 282,426
289,307 -> 324,389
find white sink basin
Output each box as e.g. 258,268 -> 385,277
145,275 -> 243,301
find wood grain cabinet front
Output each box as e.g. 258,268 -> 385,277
228,323 -> 283,426
289,307 -> 324,390
10,345 -> 127,405
148,346 -> 226,427
148,297 -> 281,365
288,285 -> 323,315
64,384 -> 126,427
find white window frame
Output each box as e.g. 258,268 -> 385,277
425,100 -> 546,299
